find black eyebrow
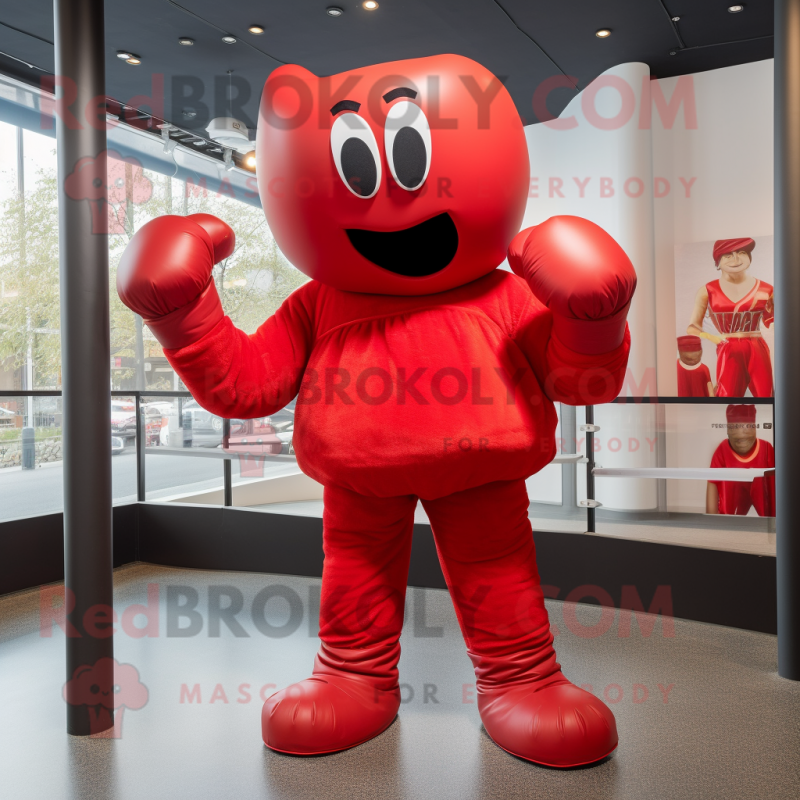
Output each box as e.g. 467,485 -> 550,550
382,87 -> 418,103
330,99 -> 361,115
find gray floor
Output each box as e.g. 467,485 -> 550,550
1,563 -> 799,800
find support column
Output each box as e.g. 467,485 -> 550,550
54,0 -> 115,731
775,0 -> 800,680
17,127 -> 34,427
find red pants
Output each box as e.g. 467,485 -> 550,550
715,337 -> 773,397
265,479 -> 615,765
320,479 -> 559,688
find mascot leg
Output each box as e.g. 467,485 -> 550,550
262,484 -> 415,754
747,337 -> 774,396
421,479 -> 618,768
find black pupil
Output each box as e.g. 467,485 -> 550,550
393,127 -> 427,189
341,138 -> 377,197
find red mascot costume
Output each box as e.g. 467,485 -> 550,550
117,55 -> 636,767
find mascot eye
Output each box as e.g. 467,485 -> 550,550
330,113 -> 381,198
384,101 -> 431,191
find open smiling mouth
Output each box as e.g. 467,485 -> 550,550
345,212 -> 459,277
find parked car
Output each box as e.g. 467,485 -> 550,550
254,398 -> 295,454
110,401 -> 137,441
270,398 -> 296,454
110,401 -> 166,447
172,398 -> 296,455
111,435 -> 125,456
180,400 -> 222,434
178,398 -> 295,455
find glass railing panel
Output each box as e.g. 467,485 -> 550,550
141,395 -> 225,502
526,403 -> 587,533
0,395 -> 64,520
593,401 -> 774,554
110,394 -> 137,504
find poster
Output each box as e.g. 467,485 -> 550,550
664,403 -> 774,517
673,236 -> 774,398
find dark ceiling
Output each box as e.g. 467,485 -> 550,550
0,0 -> 775,132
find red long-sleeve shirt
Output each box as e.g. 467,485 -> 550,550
709,439 -> 775,516
166,269 -> 630,499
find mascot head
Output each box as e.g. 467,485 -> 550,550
256,54 -> 529,295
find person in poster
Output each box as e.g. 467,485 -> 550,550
677,334 -> 713,397
706,404 -> 775,516
687,238 -> 774,397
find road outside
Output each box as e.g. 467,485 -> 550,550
0,448 -> 298,522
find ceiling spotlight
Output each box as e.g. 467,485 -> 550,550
126,57 -> 142,65
363,1 -> 379,9
671,16 -> 681,22
221,35 -> 237,44
595,29 -> 612,38
728,5 -> 744,12
327,6 -> 343,15
116,51 -> 133,60
243,151 -> 256,171
178,37 -> 194,46
248,25 -> 265,34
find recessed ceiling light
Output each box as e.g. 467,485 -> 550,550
671,16 -> 681,22
116,51 -> 133,60
248,25 -> 265,34
221,35 -> 237,44
728,5 -> 744,12
126,57 -> 142,65
595,29 -> 612,38
363,1 -> 379,9
178,37 -> 194,46
243,151 -> 256,171
327,6 -> 343,15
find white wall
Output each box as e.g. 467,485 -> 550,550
522,61 -> 658,398
652,59 -> 774,396
522,62 -> 659,509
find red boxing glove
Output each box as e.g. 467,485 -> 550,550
117,213 -> 235,350
508,216 -> 636,354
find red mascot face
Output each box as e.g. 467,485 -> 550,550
256,54 -> 529,295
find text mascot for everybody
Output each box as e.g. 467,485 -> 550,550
117,54 -> 636,768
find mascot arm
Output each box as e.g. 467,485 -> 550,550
117,213 -> 314,418
164,301 -> 314,419
508,216 -> 636,405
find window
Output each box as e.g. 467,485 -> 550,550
0,96 -> 307,518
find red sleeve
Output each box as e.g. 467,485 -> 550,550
511,288 -> 631,405
763,440 -> 775,467
164,282 -> 317,419
709,442 -> 726,488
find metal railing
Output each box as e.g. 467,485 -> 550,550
0,389 -> 301,507
0,390 -> 777,528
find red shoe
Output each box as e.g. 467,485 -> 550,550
261,642 -> 400,755
421,479 -> 619,768
478,680 -> 618,768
